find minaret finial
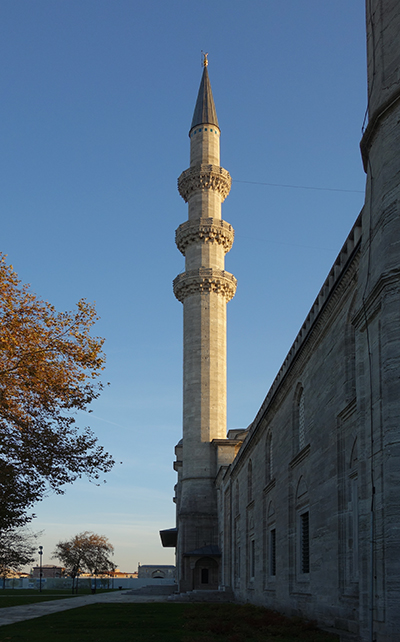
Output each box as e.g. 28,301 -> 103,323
201,51 -> 209,67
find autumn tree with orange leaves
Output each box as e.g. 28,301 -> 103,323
0,254 -> 114,530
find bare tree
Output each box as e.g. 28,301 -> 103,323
52,531 -> 115,593
0,528 -> 39,588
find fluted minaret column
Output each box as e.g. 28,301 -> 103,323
173,56 -> 236,589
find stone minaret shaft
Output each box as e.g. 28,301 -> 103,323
173,60 -> 236,556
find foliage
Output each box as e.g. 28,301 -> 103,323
0,254 -> 114,529
0,528 -> 38,586
52,531 -> 115,588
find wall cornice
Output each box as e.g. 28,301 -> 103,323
337,398 -> 357,423
263,478 -> 276,496
352,267 -> 400,330
360,85 -> 400,172
289,444 -> 311,469
250,224 -> 362,429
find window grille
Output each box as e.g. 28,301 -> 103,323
201,568 -> 209,584
270,528 -> 276,576
250,539 -> 255,579
300,511 -> 310,573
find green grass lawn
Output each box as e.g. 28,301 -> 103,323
0,602 -> 339,642
0,588 -> 116,608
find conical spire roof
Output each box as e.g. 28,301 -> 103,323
190,65 -> 219,131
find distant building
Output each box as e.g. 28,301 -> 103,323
138,564 -> 175,579
77,570 -> 137,578
110,569 -> 138,579
32,565 -> 63,579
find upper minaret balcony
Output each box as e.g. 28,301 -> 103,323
178,56 -> 231,222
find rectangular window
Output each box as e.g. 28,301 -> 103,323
300,512 -> 310,574
351,477 -> 359,579
234,519 -> 241,587
269,528 -> 276,576
201,568 -> 209,584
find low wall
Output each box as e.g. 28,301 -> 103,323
1,577 -> 176,590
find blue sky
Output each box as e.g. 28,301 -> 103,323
0,0 -> 367,571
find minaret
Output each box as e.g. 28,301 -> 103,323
173,55 -> 236,591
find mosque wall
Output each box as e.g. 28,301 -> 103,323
216,218 -> 364,637
170,3 -> 400,639
213,4 -> 400,639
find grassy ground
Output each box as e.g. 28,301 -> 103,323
0,588 -> 116,608
0,602 -> 339,642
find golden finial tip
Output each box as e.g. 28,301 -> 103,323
201,51 -> 209,67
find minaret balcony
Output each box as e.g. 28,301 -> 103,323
173,268 -> 237,303
175,218 -> 234,255
178,164 -> 231,203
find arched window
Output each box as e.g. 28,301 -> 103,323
265,432 -> 273,483
247,459 -> 253,503
345,291 -> 357,403
298,389 -> 305,450
294,384 -> 305,452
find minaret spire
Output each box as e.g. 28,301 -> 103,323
172,61 -> 236,592
190,55 -> 219,132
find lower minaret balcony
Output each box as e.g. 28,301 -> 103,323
173,268 -> 237,303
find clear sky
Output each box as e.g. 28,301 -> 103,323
0,0 -> 367,571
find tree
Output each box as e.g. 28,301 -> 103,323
0,254 -> 114,530
0,528 -> 39,588
52,531 -> 115,593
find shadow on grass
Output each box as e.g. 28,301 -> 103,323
181,603 -> 339,642
0,602 -> 340,642
0,589 -> 116,609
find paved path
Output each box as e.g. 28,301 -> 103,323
0,591 -> 169,627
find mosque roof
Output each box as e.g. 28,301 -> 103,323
190,65 -> 219,131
